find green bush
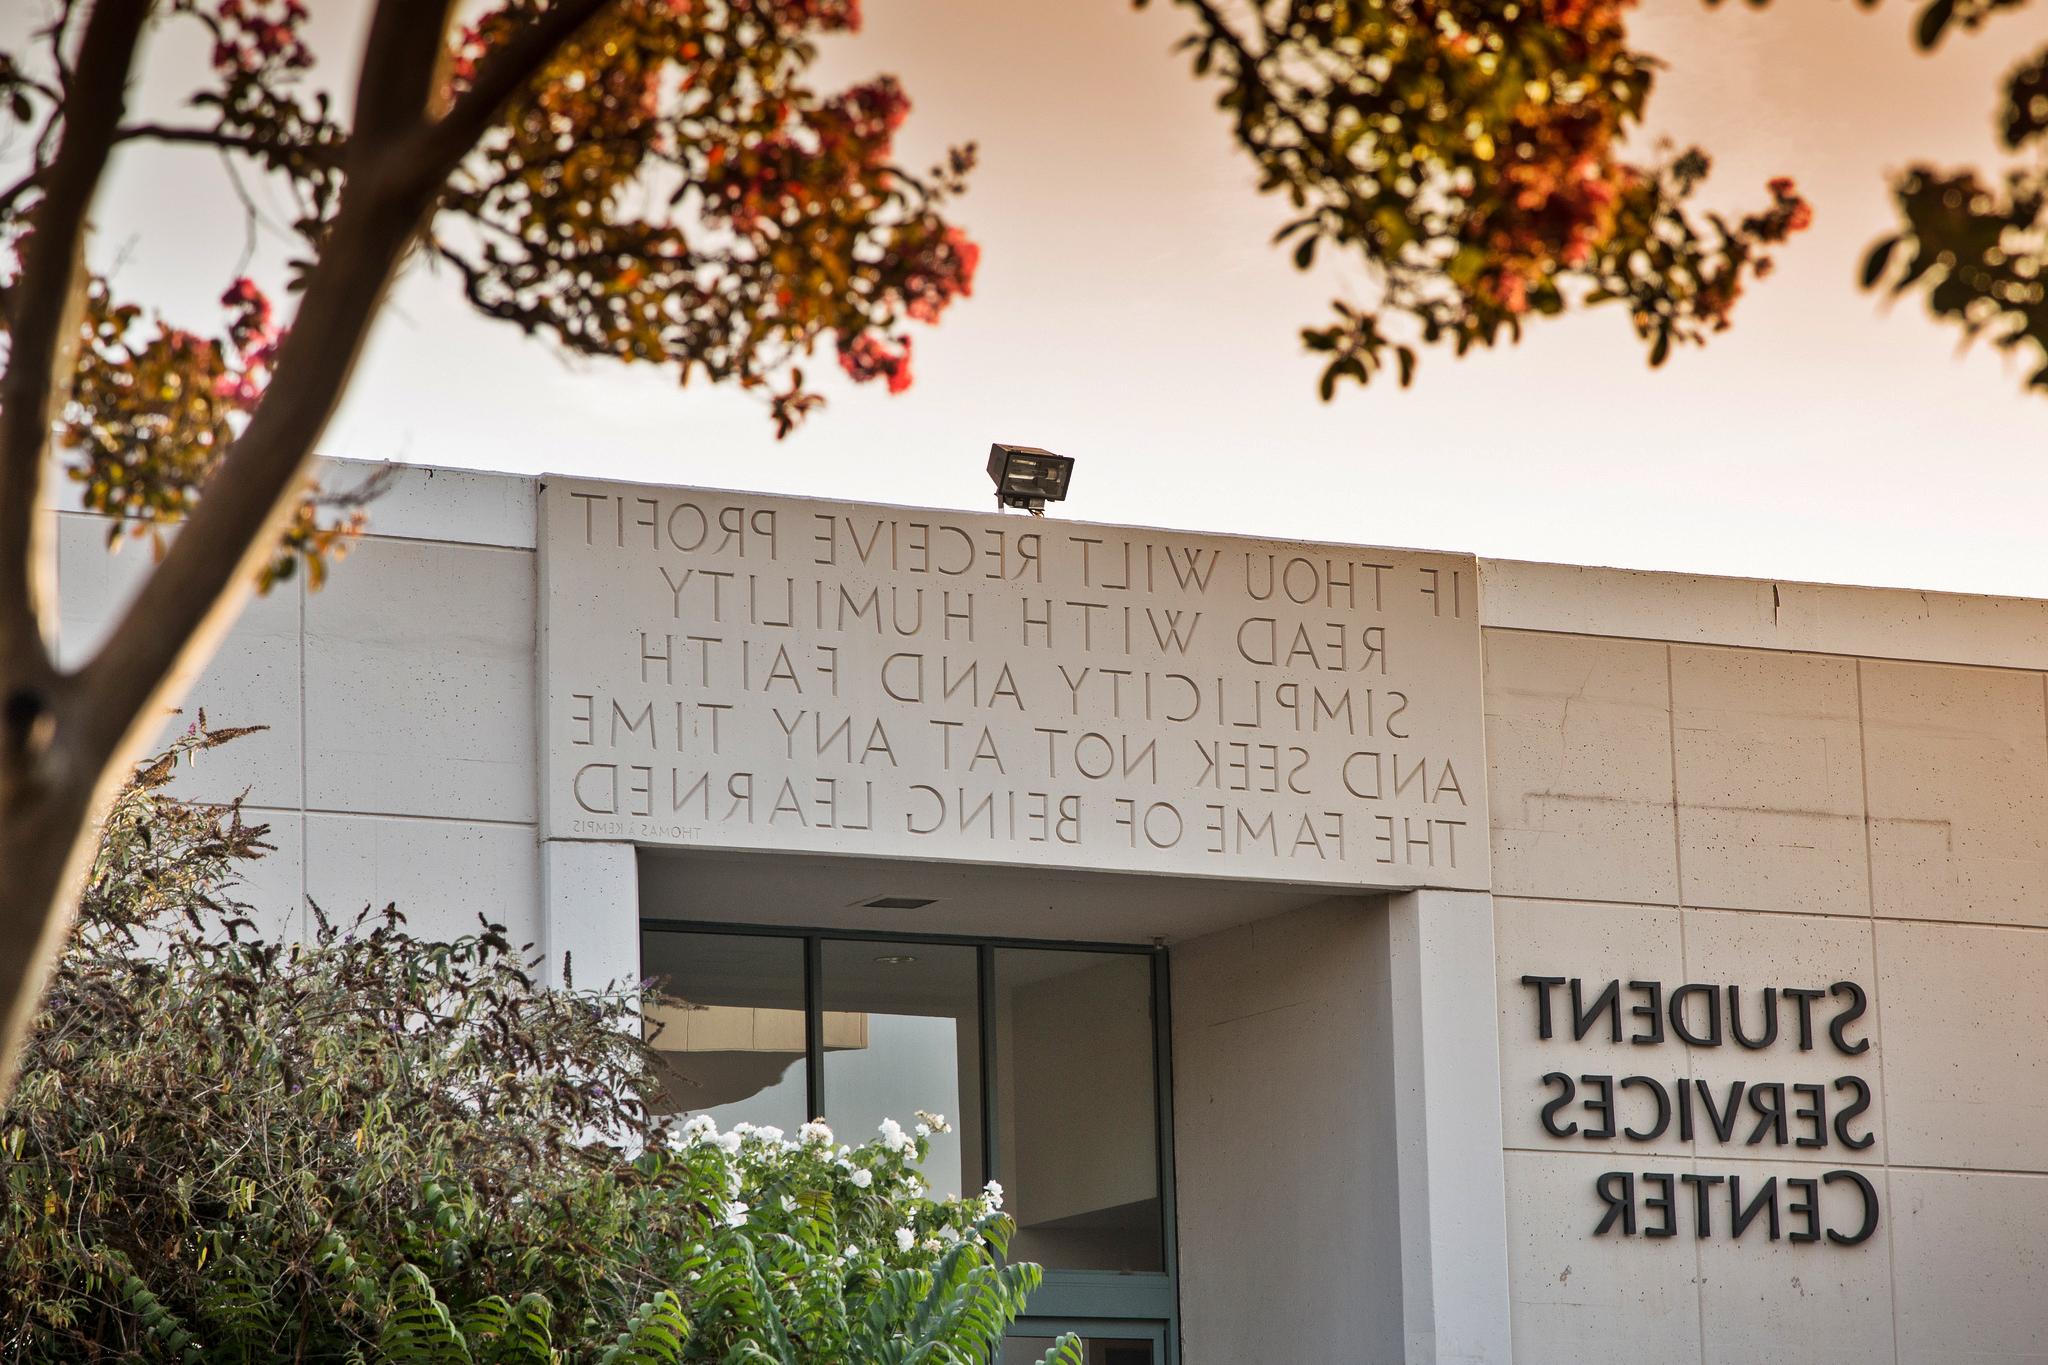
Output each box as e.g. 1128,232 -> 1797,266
1,723 -> 1077,1364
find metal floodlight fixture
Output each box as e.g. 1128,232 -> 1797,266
987,443 -> 1074,515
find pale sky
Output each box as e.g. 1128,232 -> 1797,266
44,1 -> 2048,595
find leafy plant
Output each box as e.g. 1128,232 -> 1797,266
1861,45 -> 2048,390
0,721 -> 1074,1364
0,0 -> 983,1110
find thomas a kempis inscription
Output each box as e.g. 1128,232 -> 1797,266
539,479 -> 1489,888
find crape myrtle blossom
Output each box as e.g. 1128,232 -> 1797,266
629,1106 -> 1058,1351
19,0 -> 987,601
661,1110 -> 992,1278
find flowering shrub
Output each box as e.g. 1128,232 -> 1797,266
0,0 -> 980,587
1145,0 -> 1814,393
0,722 -> 1074,1364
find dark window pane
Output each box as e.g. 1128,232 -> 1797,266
994,950 -> 1162,1272
640,932 -> 807,1135
1000,1336 -> 1156,1365
820,940 -> 982,1199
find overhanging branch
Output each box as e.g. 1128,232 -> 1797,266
70,0 -> 615,772
415,0 -> 618,181
114,122 -> 340,167
0,0 -> 153,689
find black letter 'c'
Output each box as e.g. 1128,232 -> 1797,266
1822,1169 -> 1880,1246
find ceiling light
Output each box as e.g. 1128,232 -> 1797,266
860,895 -> 936,910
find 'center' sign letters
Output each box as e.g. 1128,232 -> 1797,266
540,479 -> 1488,888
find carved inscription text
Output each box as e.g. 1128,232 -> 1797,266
540,480 -> 1488,888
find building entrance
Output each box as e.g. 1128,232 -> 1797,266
640,919 -> 1180,1360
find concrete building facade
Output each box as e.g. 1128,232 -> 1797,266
51,460 -> 2048,1363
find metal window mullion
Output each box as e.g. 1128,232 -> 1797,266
978,944 -> 998,1195
1151,947 -> 1181,1365
804,935 -> 825,1123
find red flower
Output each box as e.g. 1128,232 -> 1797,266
822,77 -> 909,167
899,227 -> 980,324
839,332 -> 913,393
754,0 -> 861,33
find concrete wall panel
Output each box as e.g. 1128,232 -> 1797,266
1861,660 -> 2048,929
305,813 -> 541,948
1692,1156 -> 1895,1365
319,459 -> 536,549
304,538 -> 536,822
1502,1148 -> 1702,1365
1876,919 -> 2048,1171
1890,1168 -> 2048,1363
234,807 -> 305,945
1670,646 -> 1868,917
1171,901 -> 1403,1365
1484,631 -> 1678,905
56,511 -> 305,807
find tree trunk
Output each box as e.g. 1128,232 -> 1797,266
0,744 -> 99,1108
0,0 -> 618,1114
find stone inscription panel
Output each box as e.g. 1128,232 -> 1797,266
540,478 -> 1489,888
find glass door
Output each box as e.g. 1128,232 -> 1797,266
999,1321 -> 1167,1365
640,921 -> 1179,1364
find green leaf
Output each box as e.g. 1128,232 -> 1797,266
379,1264 -> 472,1365
1860,236 -> 1899,289
1915,0 -> 1957,48
1035,1335 -> 1086,1365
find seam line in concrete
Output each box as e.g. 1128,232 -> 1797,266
1667,643 -> 1710,1365
1482,623 -> 2048,678
1498,1147 -> 2048,1179
279,806 -> 539,830
1487,891 -> 2048,938
1859,659 -> 1904,1365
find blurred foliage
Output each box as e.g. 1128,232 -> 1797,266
0,720 -> 1074,1363
21,0 -> 2047,562
1859,34 -> 2048,391
1704,0 -> 2036,50
1698,0 -> 2048,395
1142,0 -> 1813,395
56,275 -> 379,589
0,0 -> 977,587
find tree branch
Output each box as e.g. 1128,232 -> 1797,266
414,0 -> 619,180
71,0 -> 611,771
114,122 -> 339,167
0,0 -> 153,693
74,191 -> 420,767
349,0 -> 462,158
0,167 -> 48,222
